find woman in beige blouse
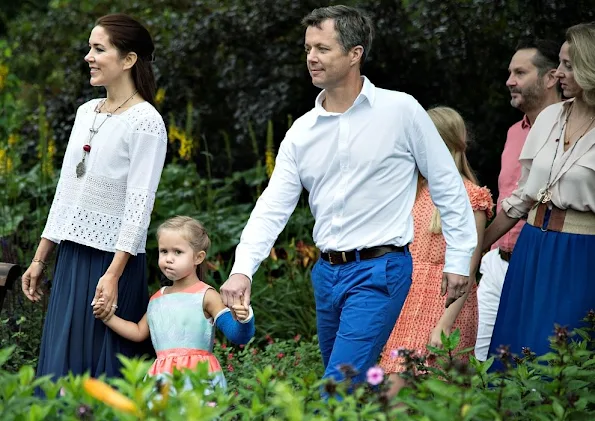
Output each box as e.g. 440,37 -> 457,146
482,23 -> 595,368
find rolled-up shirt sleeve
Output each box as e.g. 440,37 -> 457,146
406,102 -> 477,276
230,132 -> 303,280
501,161 -> 533,219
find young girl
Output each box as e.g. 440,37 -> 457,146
379,107 -> 493,398
93,216 -> 255,388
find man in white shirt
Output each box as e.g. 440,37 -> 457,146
220,5 -> 477,384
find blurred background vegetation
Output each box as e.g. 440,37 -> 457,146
0,0 -> 593,370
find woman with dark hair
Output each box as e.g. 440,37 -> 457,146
483,22 -> 595,366
21,13 -> 166,379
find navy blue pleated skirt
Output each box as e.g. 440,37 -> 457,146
36,241 -> 154,380
488,222 -> 595,368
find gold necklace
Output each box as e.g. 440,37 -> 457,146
75,91 -> 138,178
564,108 -> 595,146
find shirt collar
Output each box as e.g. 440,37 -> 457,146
521,114 -> 531,129
308,76 -> 376,127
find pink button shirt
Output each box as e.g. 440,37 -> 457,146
493,116 -> 531,253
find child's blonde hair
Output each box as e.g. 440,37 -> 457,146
157,216 -> 211,281
421,107 -> 478,234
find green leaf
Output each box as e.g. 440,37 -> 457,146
552,400 -> 565,418
0,346 -> 15,368
448,328 -> 461,350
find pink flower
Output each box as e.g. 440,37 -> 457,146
207,401 -> 217,407
277,353 -> 285,359
227,364 -> 234,372
366,366 -> 384,386
294,334 -> 301,342
390,347 -> 405,359
227,353 -> 234,360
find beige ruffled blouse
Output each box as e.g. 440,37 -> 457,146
503,99 -> 595,219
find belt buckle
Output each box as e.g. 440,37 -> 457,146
328,251 -> 348,265
328,253 -> 336,265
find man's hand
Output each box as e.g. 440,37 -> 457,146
220,273 -> 251,309
441,272 -> 469,308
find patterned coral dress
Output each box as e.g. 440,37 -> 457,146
380,179 -> 493,373
147,281 -> 227,388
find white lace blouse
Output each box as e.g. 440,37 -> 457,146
42,99 -> 167,255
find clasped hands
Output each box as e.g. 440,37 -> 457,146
91,273 -> 119,321
442,272 -> 471,308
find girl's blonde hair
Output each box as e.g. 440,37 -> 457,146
157,216 -> 211,281
421,106 -> 478,234
566,23 -> 595,106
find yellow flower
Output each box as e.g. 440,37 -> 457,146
83,377 -> 140,415
168,124 -> 183,144
0,64 -> 8,91
155,88 -> 166,106
265,150 -> 275,178
265,120 -> 275,178
7,133 -> 18,146
41,138 -> 56,176
47,137 -> 56,158
168,122 -> 193,160
178,132 -> 193,160
0,148 -> 13,175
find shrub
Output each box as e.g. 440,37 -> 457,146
1,313 -> 595,420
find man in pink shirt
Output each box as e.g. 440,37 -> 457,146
475,39 -> 562,361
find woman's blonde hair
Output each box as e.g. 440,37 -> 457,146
157,216 -> 211,281
566,23 -> 595,106
421,106 -> 478,234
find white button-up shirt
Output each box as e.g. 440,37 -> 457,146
231,77 -> 477,278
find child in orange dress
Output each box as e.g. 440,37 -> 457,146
94,216 -> 255,389
379,107 -> 493,398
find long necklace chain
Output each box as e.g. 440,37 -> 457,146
75,91 -> 138,178
537,104 -> 595,204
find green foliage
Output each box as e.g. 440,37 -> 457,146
2,314 -> 595,420
2,4 -> 595,417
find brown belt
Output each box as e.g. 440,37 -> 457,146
527,203 -> 595,235
499,249 -> 512,262
320,245 -> 406,265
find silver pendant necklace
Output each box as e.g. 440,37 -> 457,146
75,90 -> 138,178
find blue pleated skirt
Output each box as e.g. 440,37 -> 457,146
36,241 -> 153,380
488,222 -> 595,367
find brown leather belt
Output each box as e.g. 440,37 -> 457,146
320,245 -> 406,265
528,202 -> 595,235
499,249 -> 512,262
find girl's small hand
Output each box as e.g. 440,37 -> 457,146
428,325 -> 450,350
92,298 -> 105,316
231,304 -> 249,321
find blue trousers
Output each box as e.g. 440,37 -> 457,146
311,250 -> 413,383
